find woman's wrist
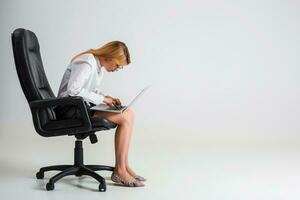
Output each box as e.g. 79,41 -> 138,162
103,96 -> 108,104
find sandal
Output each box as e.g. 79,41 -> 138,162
134,175 -> 147,182
111,172 -> 145,187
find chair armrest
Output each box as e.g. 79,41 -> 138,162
30,96 -> 86,108
29,96 -> 92,137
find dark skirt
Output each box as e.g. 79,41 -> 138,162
54,102 -> 96,120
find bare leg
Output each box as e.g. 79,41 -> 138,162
124,119 -> 138,177
94,109 -> 137,182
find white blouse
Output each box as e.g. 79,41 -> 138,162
57,53 -> 106,106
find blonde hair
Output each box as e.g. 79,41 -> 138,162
71,41 -> 131,66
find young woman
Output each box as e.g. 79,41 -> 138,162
55,41 -> 145,187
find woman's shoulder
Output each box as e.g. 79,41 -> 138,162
71,53 -> 95,65
69,53 -> 98,74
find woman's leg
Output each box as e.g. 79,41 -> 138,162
94,109 -> 138,181
124,120 -> 138,177
115,112 -> 138,177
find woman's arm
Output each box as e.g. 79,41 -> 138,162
67,60 -> 105,104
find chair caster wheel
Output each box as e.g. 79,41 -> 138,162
99,182 -> 106,192
46,182 -> 55,191
36,172 -> 44,179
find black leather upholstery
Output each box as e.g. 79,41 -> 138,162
11,28 -> 117,138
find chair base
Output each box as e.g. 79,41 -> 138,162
36,140 -> 114,192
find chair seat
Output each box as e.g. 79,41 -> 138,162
42,117 -> 117,131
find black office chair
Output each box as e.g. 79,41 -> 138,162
11,28 -> 117,192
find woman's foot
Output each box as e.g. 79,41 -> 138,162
111,168 -> 145,187
126,165 -> 147,182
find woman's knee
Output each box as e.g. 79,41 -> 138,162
121,108 -> 134,125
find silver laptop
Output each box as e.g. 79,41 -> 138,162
90,86 -> 150,113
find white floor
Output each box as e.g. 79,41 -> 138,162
1,124 -> 300,200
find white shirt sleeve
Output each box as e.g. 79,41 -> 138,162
67,60 -> 105,105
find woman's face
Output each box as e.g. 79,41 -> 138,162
101,58 -> 122,72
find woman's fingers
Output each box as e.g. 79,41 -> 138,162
116,99 -> 122,106
113,98 -> 122,107
107,102 -> 113,107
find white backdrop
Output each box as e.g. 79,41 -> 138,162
2,1 -> 300,199
1,0 -> 300,144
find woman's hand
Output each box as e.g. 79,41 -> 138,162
103,96 -> 122,108
113,98 -> 122,107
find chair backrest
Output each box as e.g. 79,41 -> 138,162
11,28 -> 57,121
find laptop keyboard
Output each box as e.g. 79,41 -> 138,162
110,106 -> 125,110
